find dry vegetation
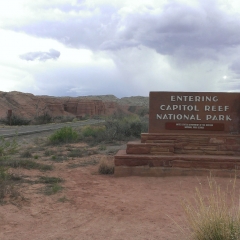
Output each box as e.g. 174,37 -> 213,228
0,114 -> 146,204
182,177 -> 240,240
1,116 -> 240,239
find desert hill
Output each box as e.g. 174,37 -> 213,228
0,91 -> 149,120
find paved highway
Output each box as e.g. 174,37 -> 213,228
0,119 -> 105,137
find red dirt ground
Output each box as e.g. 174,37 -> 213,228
1,160 -> 239,240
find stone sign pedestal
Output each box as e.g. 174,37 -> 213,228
114,92 -> 240,177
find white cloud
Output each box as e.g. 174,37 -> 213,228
19,49 -> 61,61
1,0 -> 240,97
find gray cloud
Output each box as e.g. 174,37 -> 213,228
19,49 -> 60,61
229,58 -> 240,75
12,0 -> 240,63
31,63 -> 131,97
116,1 -> 240,61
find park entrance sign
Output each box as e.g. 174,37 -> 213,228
114,91 -> 240,177
149,92 -> 240,134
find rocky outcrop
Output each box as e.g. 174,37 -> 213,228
0,91 -> 149,120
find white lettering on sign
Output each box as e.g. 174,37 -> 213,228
158,95 -> 232,122
170,95 -> 218,102
160,105 -> 199,111
156,114 -> 201,120
204,105 -> 229,111
206,115 -> 232,121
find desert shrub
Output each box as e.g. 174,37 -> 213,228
137,107 -> 149,117
98,157 -> 114,175
53,116 -> 75,123
68,158 -> 99,168
44,183 -> 63,195
50,155 -> 68,162
39,176 -> 63,184
81,125 -> 105,138
79,114 -> 148,143
0,159 -> 53,171
182,177 -> 240,240
44,150 -> 56,156
34,112 -> 52,124
0,136 -> 18,160
68,148 -> 98,158
128,106 -> 137,113
102,115 -> 148,141
20,150 -> 32,158
49,126 -> 78,144
0,114 -> 30,125
68,149 -> 84,158
0,166 -> 8,181
99,145 -> 106,151
0,167 -> 21,201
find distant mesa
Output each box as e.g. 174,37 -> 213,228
0,91 -> 149,121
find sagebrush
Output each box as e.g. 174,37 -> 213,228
49,126 -> 78,144
80,114 -> 148,143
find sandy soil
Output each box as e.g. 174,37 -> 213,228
1,133 -> 240,240
2,164 -> 240,239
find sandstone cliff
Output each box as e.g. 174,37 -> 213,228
0,91 -> 149,120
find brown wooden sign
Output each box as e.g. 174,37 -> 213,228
149,92 -> 240,134
165,122 -> 224,131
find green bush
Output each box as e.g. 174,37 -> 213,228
44,150 -> 56,156
128,106 -> 137,113
49,126 -> 78,144
44,183 -> 63,195
0,167 -> 22,202
81,125 -> 105,138
0,136 -> 18,160
20,150 -> 32,158
0,114 -> 30,125
102,115 -> 148,141
68,149 -> 84,158
137,107 -> 149,117
0,159 -> 53,171
53,116 -> 75,123
34,112 -> 52,124
183,178 -> 240,240
39,176 -> 63,184
79,114 -> 148,143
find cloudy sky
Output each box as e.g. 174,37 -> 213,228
1,0 -> 240,97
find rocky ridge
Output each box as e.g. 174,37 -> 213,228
0,91 -> 149,119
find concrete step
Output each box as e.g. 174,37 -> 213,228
126,141 -> 240,156
115,150 -> 240,169
126,141 -> 174,155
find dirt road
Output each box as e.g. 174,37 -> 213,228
0,119 -> 104,137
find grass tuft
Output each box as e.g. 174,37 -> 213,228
0,159 -> 53,171
44,183 -> 63,195
39,176 -> 63,184
98,157 -> 114,175
68,158 -> 99,168
182,177 -> 240,240
0,167 -> 21,202
20,150 -> 32,158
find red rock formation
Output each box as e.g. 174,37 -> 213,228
47,103 -> 65,116
63,100 -> 106,117
76,100 -> 105,117
0,91 -> 147,121
63,101 -> 78,115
